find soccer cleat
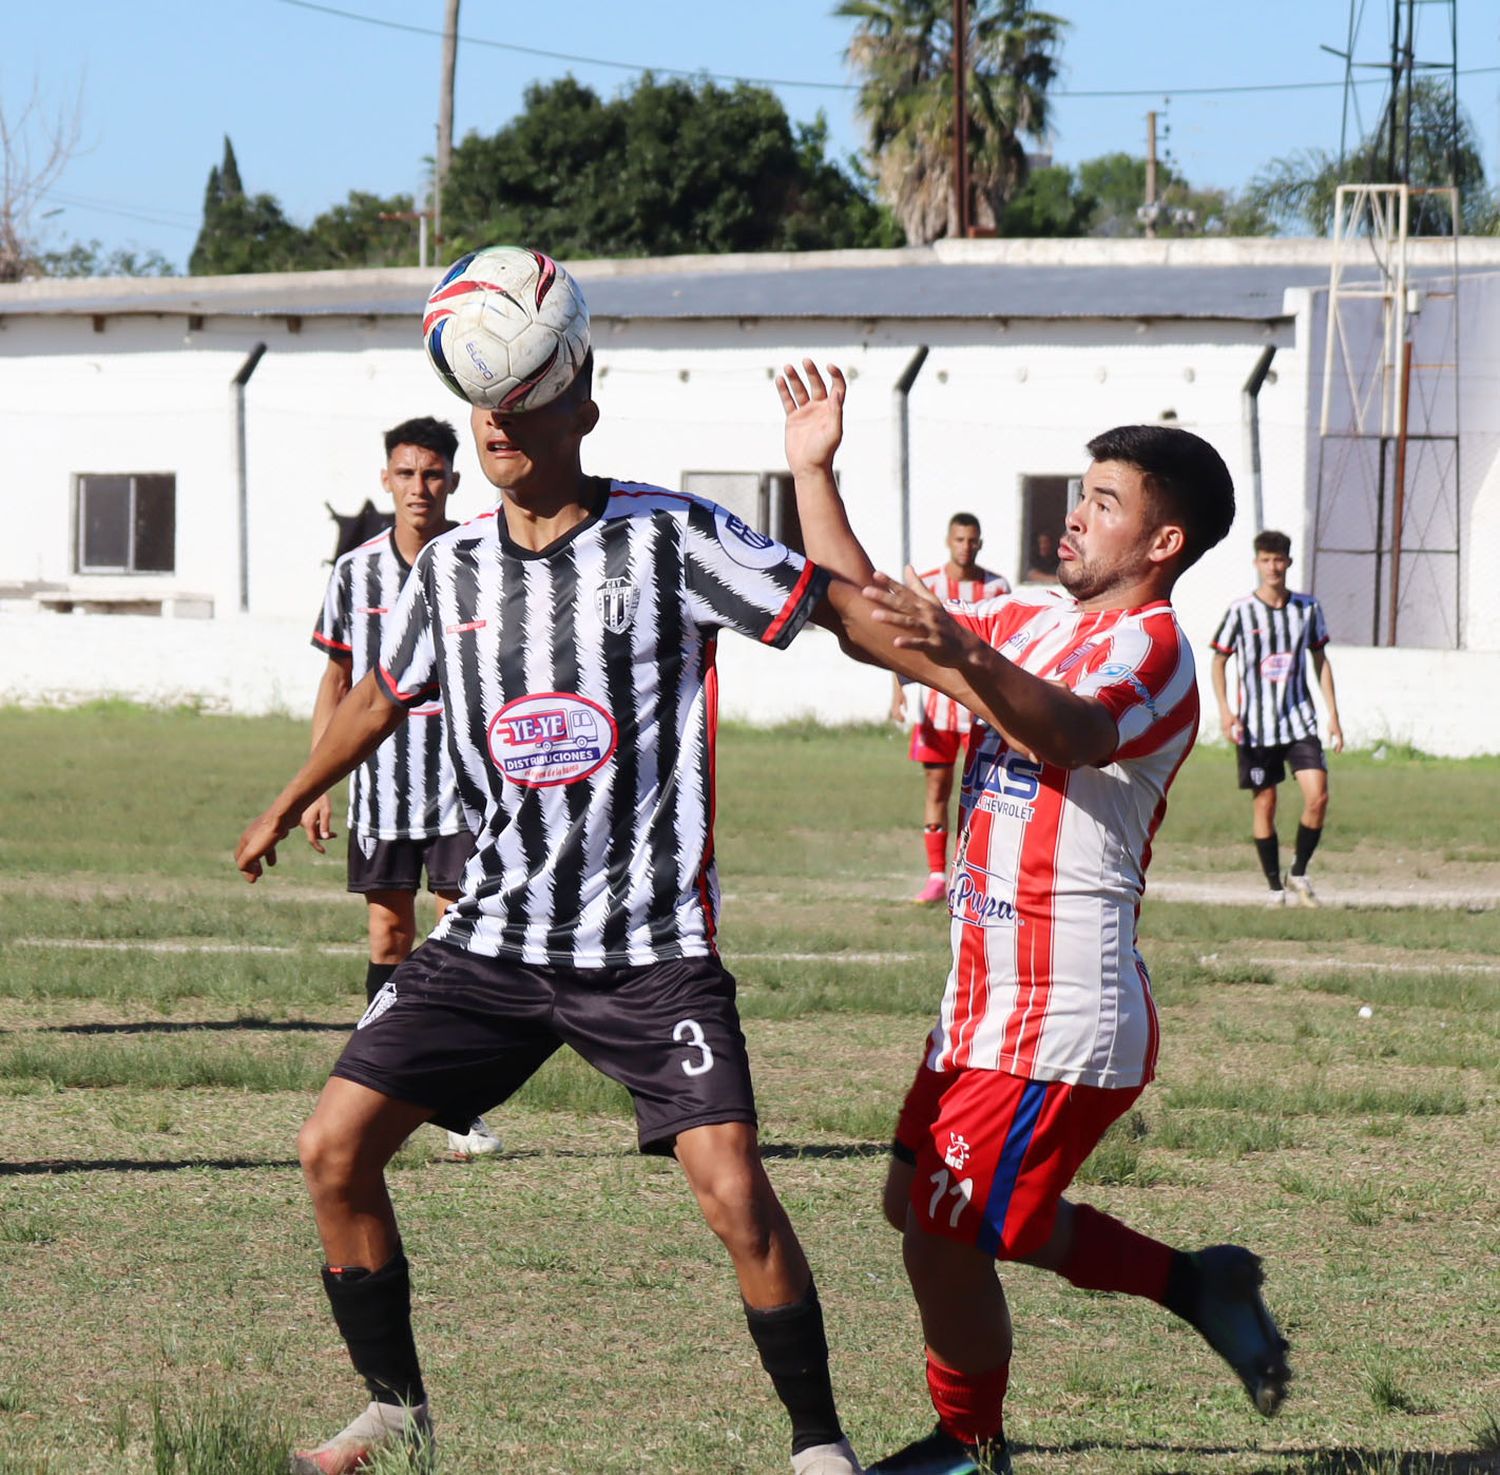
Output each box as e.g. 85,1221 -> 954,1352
1263,887 -> 1287,907
867,1425 -> 1011,1475
1182,1245 -> 1292,1416
914,873 -> 948,905
288,1399 -> 433,1474
1285,873 -> 1320,908
791,1436 -> 865,1475
445,1116 -> 502,1158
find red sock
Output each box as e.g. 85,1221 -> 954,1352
923,825 -> 947,874
925,1349 -> 1008,1447
1058,1203 -> 1174,1302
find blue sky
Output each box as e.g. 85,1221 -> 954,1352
6,0 -> 1498,270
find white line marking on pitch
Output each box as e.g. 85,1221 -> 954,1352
1199,952 -> 1500,976
10,939 -> 919,966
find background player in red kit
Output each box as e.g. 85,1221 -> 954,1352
778,361 -> 1291,1475
892,516 -> 1010,903
304,417 -> 499,1158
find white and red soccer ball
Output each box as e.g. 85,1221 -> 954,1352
422,245 -> 591,412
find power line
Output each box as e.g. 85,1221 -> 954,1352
268,0 -> 1500,101
38,189 -> 199,233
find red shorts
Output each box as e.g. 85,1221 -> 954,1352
909,719 -> 968,767
893,1060 -> 1142,1259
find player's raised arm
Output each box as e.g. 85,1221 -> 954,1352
236,672 -> 405,882
778,361 -> 1114,768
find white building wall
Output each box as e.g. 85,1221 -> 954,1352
3,279 -> 1498,754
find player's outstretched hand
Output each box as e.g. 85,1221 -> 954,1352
236,808 -> 294,884
865,567 -> 976,670
777,359 -> 846,477
300,794 -> 335,854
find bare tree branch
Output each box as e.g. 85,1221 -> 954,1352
0,76 -> 84,282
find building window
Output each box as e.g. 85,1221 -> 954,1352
1018,474 -> 1075,583
76,473 -> 176,574
681,471 -> 805,554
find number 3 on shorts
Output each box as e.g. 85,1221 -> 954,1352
673,1018 -> 715,1077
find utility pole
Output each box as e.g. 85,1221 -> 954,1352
1143,109 -> 1158,238
434,0 -> 460,248
952,0 -> 970,239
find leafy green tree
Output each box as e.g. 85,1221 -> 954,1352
1245,80 -> 1497,236
839,0 -> 1067,244
303,191 -> 424,268
189,136 -> 305,274
998,164 -> 1093,236
33,240 -> 177,277
443,74 -> 898,257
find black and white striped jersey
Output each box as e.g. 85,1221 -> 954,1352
1211,592 -> 1330,746
375,478 -> 827,969
312,530 -> 465,840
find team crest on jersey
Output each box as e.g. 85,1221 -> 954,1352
357,980 -> 397,1030
712,506 -> 785,570
486,691 -> 618,788
594,577 -> 639,634
358,833 -> 378,860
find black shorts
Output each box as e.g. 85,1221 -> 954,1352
332,939 -> 756,1154
1238,737 -> 1326,791
346,830 -> 475,895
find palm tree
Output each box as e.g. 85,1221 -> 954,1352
839,0 -> 1067,244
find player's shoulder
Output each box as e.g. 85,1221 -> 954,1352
1288,590 -> 1323,611
331,528 -> 394,575
407,509 -> 498,574
975,565 -> 1010,590
602,479 -> 703,521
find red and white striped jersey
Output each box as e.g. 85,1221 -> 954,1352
916,565 -> 1012,733
927,589 -> 1198,1089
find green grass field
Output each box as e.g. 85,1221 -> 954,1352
0,705 -> 1496,1474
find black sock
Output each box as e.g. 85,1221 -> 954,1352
321,1248 -> 426,1406
744,1282 -> 843,1455
1253,834 -> 1282,889
1291,824 -> 1322,878
1162,1251 -> 1200,1324
364,961 -> 397,1006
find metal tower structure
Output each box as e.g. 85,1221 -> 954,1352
1314,0 -> 1462,650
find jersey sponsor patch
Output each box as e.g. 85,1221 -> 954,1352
1260,652 -> 1293,681
949,863 -> 1021,929
486,691 -> 618,788
713,506 -> 785,570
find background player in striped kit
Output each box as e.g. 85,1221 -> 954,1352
304,417 -> 500,1159
1210,530 -> 1344,907
891,516 -> 1011,903
778,362 -> 1291,1475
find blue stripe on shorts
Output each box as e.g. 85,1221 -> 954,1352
977,1078 -> 1048,1256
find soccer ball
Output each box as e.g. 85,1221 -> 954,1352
422,245 -> 591,412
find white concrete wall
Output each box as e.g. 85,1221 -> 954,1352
4,281 -> 1498,754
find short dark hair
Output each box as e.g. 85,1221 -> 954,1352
1084,424 -> 1235,572
384,416 -> 458,465
949,512 -> 980,531
561,347 -> 595,406
1254,529 -> 1292,557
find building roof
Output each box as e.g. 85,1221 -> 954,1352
3,238 -> 1492,326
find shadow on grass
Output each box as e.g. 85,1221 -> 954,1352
36,1018 -> 349,1035
1017,1442 -> 1496,1475
0,1156 -> 300,1177
761,1141 -> 889,1160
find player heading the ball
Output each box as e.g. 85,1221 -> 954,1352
236,251 -> 1008,1475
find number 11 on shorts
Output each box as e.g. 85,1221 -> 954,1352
927,1167 -> 973,1228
